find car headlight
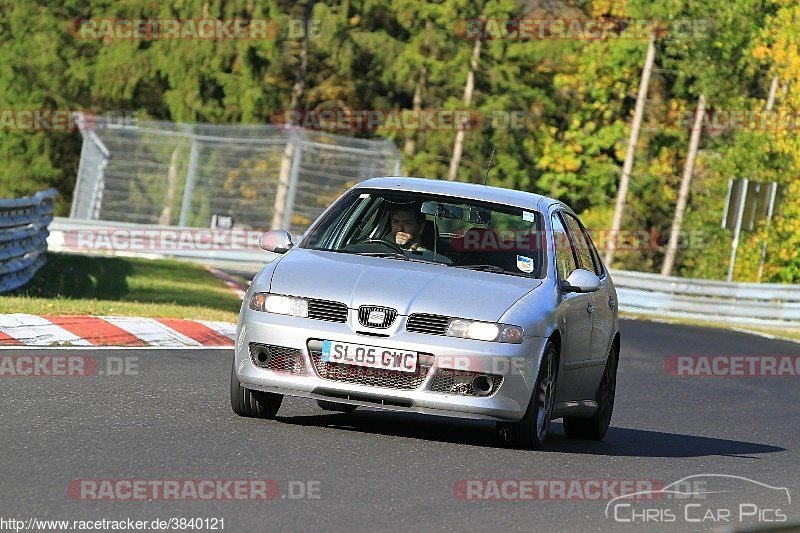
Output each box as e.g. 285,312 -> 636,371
445,319 -> 524,343
249,293 -> 308,317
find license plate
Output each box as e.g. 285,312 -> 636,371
321,340 -> 418,373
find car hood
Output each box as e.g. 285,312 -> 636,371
268,248 -> 541,322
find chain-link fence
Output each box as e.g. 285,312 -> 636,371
70,114 -> 402,234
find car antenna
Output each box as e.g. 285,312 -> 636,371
482,149 -> 495,186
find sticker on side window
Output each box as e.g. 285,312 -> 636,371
517,255 -> 534,273
522,211 -> 536,222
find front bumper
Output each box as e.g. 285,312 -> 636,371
234,310 -> 548,422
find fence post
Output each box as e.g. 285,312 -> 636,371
281,140 -> 303,231
178,136 -> 200,227
90,158 -> 108,219
72,113 -> 110,220
726,178 -> 749,282
272,130 -> 299,230
756,182 -> 779,282
720,178 -> 733,227
71,131 -> 89,218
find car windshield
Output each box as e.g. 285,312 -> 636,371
300,188 -> 545,278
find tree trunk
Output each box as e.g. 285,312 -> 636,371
271,1 -> 313,230
661,93 -> 706,276
447,37 -> 481,182
604,32 -> 656,266
404,20 -> 432,159
765,75 -> 779,110
404,66 -> 427,157
756,75 -> 780,281
159,145 -> 182,225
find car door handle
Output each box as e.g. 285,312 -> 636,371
587,302 -> 594,314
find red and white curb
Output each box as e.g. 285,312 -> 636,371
0,314 -> 235,348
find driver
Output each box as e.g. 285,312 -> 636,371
390,204 -> 426,251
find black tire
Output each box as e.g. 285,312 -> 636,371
497,341 -> 557,450
563,342 -> 618,440
230,361 -> 283,419
316,400 -> 358,413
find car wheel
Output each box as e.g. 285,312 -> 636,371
497,341 -> 556,450
316,400 -> 358,413
230,360 -> 283,419
563,343 -> 618,440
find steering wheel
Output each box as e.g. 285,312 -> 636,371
353,237 -> 407,254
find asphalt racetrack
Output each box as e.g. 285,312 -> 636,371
2,319 -> 799,532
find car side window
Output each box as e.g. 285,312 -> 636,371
347,199 -> 386,243
551,213 -> 577,280
584,228 -> 605,277
565,213 -> 604,276
561,213 -> 597,275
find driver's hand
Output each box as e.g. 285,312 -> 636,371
395,231 -> 412,246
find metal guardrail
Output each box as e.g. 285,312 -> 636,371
0,189 -> 56,293
611,269 -> 800,329
45,216 -> 800,329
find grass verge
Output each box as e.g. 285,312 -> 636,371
1,252 -> 242,322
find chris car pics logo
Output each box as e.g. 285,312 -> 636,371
605,474 -> 790,525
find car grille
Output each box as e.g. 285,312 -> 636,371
357,306 -> 397,328
308,341 -> 433,390
249,343 -> 306,374
406,313 -> 452,336
429,370 -> 504,396
307,298 -> 348,323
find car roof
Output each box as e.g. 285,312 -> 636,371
356,177 -> 566,212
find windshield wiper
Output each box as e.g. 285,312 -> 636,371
314,248 -> 445,265
356,251 -> 448,265
453,264 -> 509,274
354,251 -> 409,261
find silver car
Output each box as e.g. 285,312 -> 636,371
231,177 -> 619,449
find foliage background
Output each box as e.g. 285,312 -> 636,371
0,0 -> 798,281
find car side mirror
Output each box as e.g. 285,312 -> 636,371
258,230 -> 294,253
561,269 -> 600,293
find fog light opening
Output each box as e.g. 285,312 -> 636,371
257,351 -> 269,364
472,375 -> 493,396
